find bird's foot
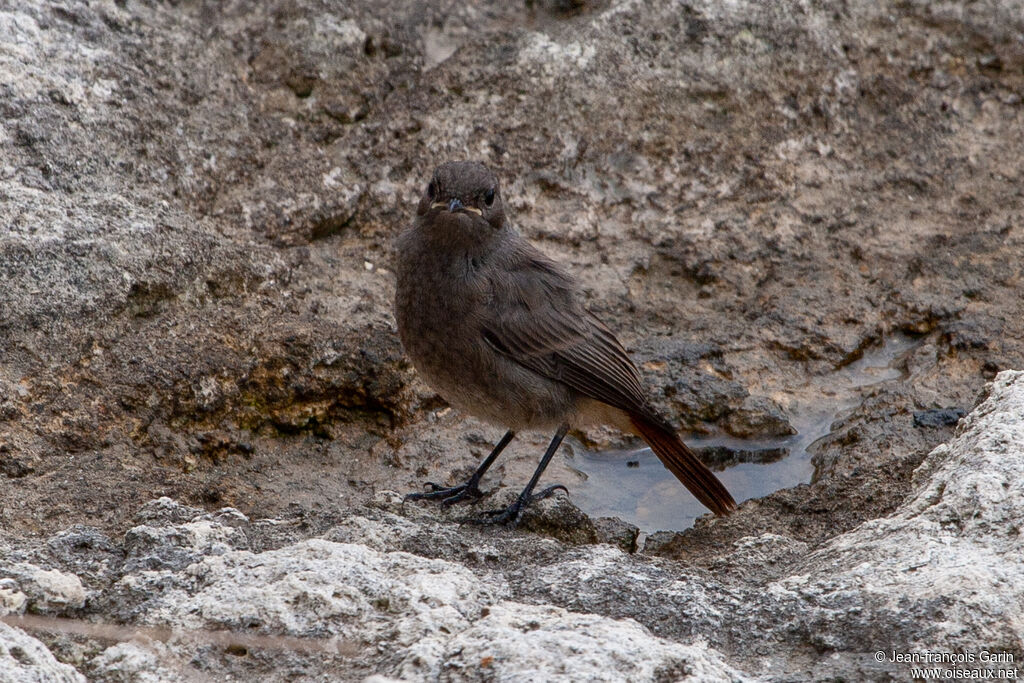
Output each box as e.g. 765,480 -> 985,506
404,480 -> 484,507
473,484 -> 568,527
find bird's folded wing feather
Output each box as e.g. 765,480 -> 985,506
480,243 -> 738,516
481,245 -> 652,418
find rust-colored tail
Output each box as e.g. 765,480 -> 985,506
630,414 -> 737,516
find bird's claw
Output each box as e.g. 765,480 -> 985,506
535,484 -> 569,499
471,483 -> 568,528
404,481 -> 484,506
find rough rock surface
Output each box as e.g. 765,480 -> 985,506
0,623 -> 84,683
0,371 -> 1020,680
1,0 -> 1023,679
2,0 -> 1023,537
0,563 -> 85,615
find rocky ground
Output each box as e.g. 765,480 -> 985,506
1,0 -> 1022,680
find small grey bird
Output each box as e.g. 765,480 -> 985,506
394,161 -> 736,525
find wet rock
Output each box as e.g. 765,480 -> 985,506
761,371 -> 1024,660
516,372 -> 1024,674
663,372 -> 750,430
0,372 -> 1019,678
913,408 -> 966,428
721,395 -> 796,438
696,445 -> 789,470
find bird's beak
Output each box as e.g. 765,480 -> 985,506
428,198 -> 481,216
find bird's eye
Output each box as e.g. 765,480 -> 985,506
427,181 -> 437,199
483,188 -> 495,206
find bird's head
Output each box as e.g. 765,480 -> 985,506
417,161 -> 506,232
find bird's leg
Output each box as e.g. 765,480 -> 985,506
405,430 -> 516,506
476,423 -> 570,527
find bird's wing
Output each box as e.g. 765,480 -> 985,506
481,241 -> 738,517
481,244 -> 650,417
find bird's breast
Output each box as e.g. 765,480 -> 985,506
395,241 -> 486,375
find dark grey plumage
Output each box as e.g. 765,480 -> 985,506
394,161 -> 736,522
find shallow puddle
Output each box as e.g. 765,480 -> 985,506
565,335 -> 921,532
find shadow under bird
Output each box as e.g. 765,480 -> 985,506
394,161 -> 737,525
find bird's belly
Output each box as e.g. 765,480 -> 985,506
416,342 -> 575,430
398,310 -> 574,430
